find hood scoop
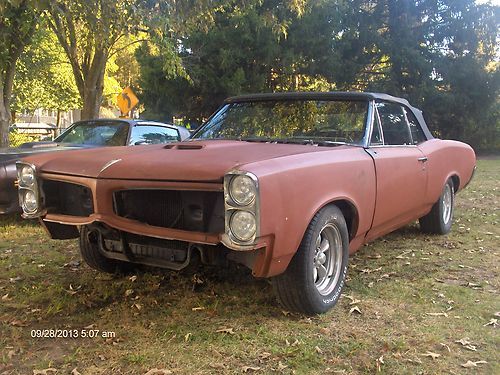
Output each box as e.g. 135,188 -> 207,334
164,144 -> 204,150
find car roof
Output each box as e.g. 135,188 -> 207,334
225,91 -> 415,106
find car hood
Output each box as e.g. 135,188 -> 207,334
0,143 -> 87,164
24,140 -> 339,182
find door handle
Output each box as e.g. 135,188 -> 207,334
418,156 -> 428,162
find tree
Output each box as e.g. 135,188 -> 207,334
0,0 -> 40,147
11,22 -> 81,124
46,0 -> 143,120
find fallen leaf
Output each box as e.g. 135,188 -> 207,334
2,293 -> 10,300
192,306 -> 205,311
33,369 -> 58,375
315,346 -> 323,354
216,327 -> 235,334
125,289 -> 134,297
440,343 -> 451,352
461,360 -> 487,368
349,306 -> 361,315
144,369 -> 173,375
421,351 -> 441,360
258,352 -> 271,360
465,345 -> 477,352
9,276 -> 23,283
133,303 -> 142,311
426,312 -> 448,317
483,318 -> 497,327
84,324 -> 95,329
242,366 -> 261,372
277,362 -> 288,371
71,368 -> 81,375
11,319 -> 28,327
129,275 -> 138,282
209,363 -> 226,369
456,338 -> 472,346
184,332 -> 192,342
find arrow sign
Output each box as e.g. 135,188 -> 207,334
117,87 -> 139,116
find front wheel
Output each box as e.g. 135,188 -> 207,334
419,179 -> 455,235
271,205 -> 349,315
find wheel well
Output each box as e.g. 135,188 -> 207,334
330,200 -> 358,240
450,175 -> 460,193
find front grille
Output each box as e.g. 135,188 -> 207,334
114,189 -> 224,233
43,180 -> 94,217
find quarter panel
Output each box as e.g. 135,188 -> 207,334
418,139 -> 476,205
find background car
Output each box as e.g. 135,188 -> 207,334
16,92 -> 475,314
0,119 -> 190,214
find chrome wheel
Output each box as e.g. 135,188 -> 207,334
313,223 -> 343,296
442,183 -> 452,224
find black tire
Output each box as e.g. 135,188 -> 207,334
79,226 -> 131,274
419,179 -> 455,235
271,205 -> 349,315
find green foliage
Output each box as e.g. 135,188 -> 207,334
137,0 -> 499,150
12,21 -> 81,112
8,129 -> 38,147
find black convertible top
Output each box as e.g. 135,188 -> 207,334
225,91 -> 434,141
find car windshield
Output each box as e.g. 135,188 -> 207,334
193,100 -> 369,145
55,120 -> 129,146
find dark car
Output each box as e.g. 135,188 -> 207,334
0,118 -> 190,214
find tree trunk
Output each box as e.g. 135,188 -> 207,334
0,77 -> 12,148
80,49 -> 107,120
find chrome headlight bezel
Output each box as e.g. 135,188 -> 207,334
16,162 -> 42,218
223,170 -> 260,249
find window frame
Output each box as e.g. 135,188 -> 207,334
368,100 -> 427,148
128,123 -> 181,145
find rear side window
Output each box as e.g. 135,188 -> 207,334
375,102 -> 412,145
404,108 -> 427,144
130,126 -> 180,145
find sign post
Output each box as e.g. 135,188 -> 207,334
117,87 -> 139,117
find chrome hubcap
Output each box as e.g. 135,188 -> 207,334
442,184 -> 452,224
313,223 -> 343,296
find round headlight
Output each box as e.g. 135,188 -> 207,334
229,175 -> 256,206
22,189 -> 38,213
20,165 -> 36,186
230,210 -> 256,242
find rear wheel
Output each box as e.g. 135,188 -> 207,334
419,179 -> 455,234
79,226 -> 131,274
272,205 -> 349,315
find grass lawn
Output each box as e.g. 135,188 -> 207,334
0,159 -> 498,374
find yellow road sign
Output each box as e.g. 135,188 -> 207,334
117,87 -> 139,115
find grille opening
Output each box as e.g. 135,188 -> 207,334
43,180 -> 94,217
114,189 -> 224,233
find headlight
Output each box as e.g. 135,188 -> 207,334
229,175 -> 256,206
229,210 -> 257,242
21,189 -> 38,213
19,165 -> 36,187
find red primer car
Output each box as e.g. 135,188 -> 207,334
17,92 -> 476,314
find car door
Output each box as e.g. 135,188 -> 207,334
365,101 -> 429,241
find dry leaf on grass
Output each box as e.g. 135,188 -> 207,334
10,319 -> 28,327
184,332 -> 192,342
33,369 -> 57,375
277,362 -> 288,371
129,275 -> 138,282
242,365 -> 261,372
258,352 -> 271,360
483,318 -> 497,327
440,343 -> 451,352
349,306 -> 361,315
125,289 -> 134,297
426,312 -> 448,317
216,327 -> 235,334
461,360 -> 487,368
71,368 -> 81,375
192,306 -> 205,311
144,369 -> 173,375
421,351 -> 441,360
315,346 -> 323,354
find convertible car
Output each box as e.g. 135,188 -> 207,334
17,92 -> 476,314
0,119 -> 189,214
